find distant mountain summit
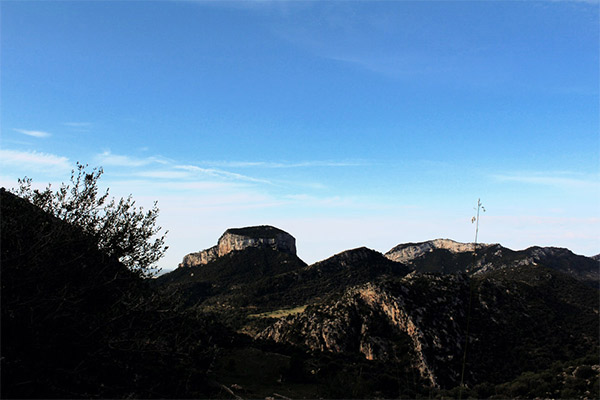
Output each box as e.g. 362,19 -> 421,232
385,238 -> 485,263
179,225 -> 296,267
385,239 -> 599,285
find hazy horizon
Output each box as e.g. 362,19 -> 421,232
1,0 -> 598,270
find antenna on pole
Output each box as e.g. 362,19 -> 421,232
471,198 -> 486,253
460,198 -> 486,400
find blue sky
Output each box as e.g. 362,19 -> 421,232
1,0 -> 598,270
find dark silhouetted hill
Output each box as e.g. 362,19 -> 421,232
0,188 -> 231,398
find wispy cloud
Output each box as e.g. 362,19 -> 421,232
95,151 -> 169,167
13,129 -> 51,138
135,170 -> 193,180
63,122 -> 92,132
547,0 -> 599,4
175,165 -> 272,184
94,152 -> 277,185
95,150 -> 362,188
0,149 -> 70,170
107,179 -> 248,193
283,193 -> 366,209
328,53 -> 431,79
202,160 -> 366,168
63,122 -> 91,128
493,172 -> 600,191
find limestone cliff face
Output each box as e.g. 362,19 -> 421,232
257,274 -> 472,388
217,227 -> 296,256
179,225 -> 296,268
180,246 -> 218,268
385,239 -> 487,263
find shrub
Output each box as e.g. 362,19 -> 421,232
12,163 -> 167,277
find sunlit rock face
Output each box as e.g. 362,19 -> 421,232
385,239 -> 487,263
216,226 -> 296,256
257,274 -> 471,388
180,246 -> 218,267
179,225 -> 296,268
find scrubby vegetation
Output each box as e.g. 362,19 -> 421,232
12,163 -> 167,277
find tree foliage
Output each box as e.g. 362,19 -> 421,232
12,163 -> 167,277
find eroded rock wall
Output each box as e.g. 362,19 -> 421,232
257,274 -> 471,388
385,239 -> 485,263
217,231 -> 296,257
179,226 -> 296,268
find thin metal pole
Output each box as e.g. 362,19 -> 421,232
474,198 -> 481,247
459,198 -> 484,400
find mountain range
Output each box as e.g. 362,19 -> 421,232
157,226 -> 599,396
2,190 -> 598,399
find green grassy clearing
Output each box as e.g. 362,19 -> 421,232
248,305 -> 307,319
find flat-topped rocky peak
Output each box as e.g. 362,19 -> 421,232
179,225 -> 296,268
223,225 -> 288,239
218,225 -> 296,256
385,238 -> 490,263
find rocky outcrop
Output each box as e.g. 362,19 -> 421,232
179,225 -> 296,268
386,240 -> 599,285
217,226 -> 296,256
521,246 -> 600,284
180,246 -> 219,267
257,263 -> 600,389
385,239 -> 488,263
257,274 -> 472,388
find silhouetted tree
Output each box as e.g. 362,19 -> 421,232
12,162 -> 167,277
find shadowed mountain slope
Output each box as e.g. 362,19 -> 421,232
157,246 -> 411,328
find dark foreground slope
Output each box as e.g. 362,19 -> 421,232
1,189 -> 233,398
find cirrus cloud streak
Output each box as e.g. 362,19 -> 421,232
13,129 -> 51,138
0,149 -> 70,169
